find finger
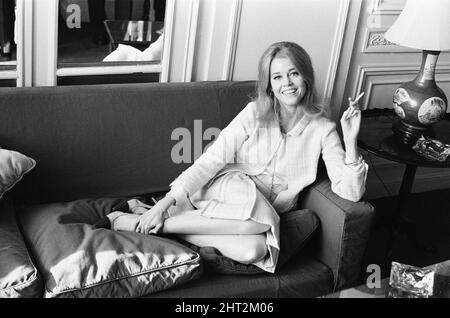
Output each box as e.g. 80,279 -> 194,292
348,108 -> 356,118
149,223 -> 163,235
341,108 -> 350,119
349,109 -> 360,119
345,108 -> 353,120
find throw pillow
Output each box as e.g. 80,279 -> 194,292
0,148 -> 36,199
178,209 -> 320,275
0,199 -> 43,298
17,198 -> 203,298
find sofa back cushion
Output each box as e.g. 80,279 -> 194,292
0,81 -> 255,204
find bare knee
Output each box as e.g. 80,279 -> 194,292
234,235 -> 268,264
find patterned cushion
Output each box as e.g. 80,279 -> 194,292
17,198 -> 202,298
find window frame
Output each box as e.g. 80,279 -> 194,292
38,0 -> 178,85
0,0 -> 28,87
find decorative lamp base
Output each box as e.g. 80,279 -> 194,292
391,50 -> 448,147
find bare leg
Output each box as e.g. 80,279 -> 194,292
178,233 -> 268,264
162,213 -> 270,235
106,211 -> 270,235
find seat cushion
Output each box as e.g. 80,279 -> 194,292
177,209 -> 320,275
0,198 -> 43,298
16,198 -> 202,298
150,256 -> 333,298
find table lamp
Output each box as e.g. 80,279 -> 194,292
384,0 -> 450,145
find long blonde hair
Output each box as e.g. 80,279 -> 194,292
255,42 -> 328,122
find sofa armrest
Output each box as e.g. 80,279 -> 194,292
298,176 -> 375,291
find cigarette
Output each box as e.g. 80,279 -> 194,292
353,92 -> 365,104
151,197 -> 158,204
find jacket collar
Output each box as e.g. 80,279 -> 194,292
272,109 -> 312,137
285,115 -> 311,136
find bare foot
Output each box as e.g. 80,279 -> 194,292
127,198 -> 153,215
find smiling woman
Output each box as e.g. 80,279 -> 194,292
94,41 -> 369,275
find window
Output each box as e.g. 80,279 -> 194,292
56,0 -> 171,85
0,0 -> 28,87
0,0 -> 15,62
0,0 -> 16,86
58,0 -> 166,65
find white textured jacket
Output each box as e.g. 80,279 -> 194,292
168,101 -> 368,208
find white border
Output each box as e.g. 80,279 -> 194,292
48,0 -> 58,86
160,0 -> 175,82
57,64 -> 162,76
0,70 -> 16,79
222,0 -> 242,80
181,0 -> 199,82
22,0 -> 33,86
323,0 -> 350,104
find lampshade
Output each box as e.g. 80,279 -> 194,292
384,0 -> 450,51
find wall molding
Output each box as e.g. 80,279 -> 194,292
323,0 -> 350,104
369,0 -> 405,15
354,63 -> 450,109
181,0 -> 200,82
361,27 -> 418,53
222,0 -> 242,80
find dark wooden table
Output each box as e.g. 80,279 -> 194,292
358,108 -> 450,255
103,20 -> 164,52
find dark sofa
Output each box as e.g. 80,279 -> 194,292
0,81 -> 374,298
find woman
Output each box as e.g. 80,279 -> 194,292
107,41 -> 368,273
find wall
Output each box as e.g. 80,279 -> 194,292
184,0 -> 350,107
170,0 -> 450,200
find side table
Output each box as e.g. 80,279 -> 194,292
358,109 -> 450,261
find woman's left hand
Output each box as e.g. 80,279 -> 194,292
136,205 -> 167,235
340,98 -> 361,142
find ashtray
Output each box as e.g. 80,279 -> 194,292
388,262 -> 435,298
412,135 -> 450,162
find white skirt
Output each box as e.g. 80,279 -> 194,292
168,171 -> 281,273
